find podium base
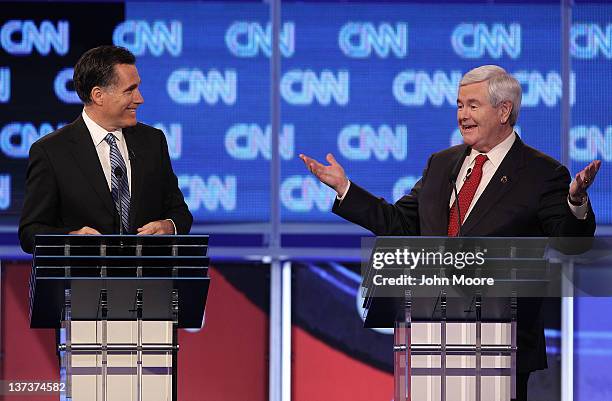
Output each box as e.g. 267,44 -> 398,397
60,320 -> 174,401
395,322 -> 515,401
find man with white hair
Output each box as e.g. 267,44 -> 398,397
300,65 -> 600,400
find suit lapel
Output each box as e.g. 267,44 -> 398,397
439,179 -> 454,233
460,137 -> 526,235
124,127 -> 144,231
68,116 -> 116,216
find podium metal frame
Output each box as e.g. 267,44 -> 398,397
390,291 -> 517,401
363,237 -> 550,401
29,235 -> 210,401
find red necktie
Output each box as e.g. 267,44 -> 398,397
448,154 -> 488,237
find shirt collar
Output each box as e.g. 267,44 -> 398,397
82,109 -> 124,147
467,132 -> 516,169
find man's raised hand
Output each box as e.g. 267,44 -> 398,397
299,153 -> 349,196
569,160 -> 601,204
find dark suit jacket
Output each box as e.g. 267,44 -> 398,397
333,136 -> 595,373
19,115 -> 193,254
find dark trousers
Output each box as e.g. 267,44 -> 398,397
512,372 -> 530,401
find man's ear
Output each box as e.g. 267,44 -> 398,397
90,86 -> 104,106
499,100 -> 513,124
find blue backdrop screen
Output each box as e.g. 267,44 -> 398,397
0,2 -> 610,224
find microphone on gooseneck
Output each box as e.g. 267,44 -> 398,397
114,166 -> 124,235
464,168 -> 473,181
448,146 -> 471,237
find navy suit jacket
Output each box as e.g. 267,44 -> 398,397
19,115 -> 193,254
333,136 -> 595,372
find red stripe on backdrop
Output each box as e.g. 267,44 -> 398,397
293,326 -> 393,401
1,263 -> 269,401
178,265 -> 268,401
1,262 -> 58,401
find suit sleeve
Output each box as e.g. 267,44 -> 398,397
538,164 -> 595,237
159,131 -> 193,234
18,142 -> 71,254
331,154 -> 434,236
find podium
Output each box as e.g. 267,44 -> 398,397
362,237 -> 552,401
29,235 -> 210,401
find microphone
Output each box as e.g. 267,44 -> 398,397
128,148 -> 136,161
448,146 -> 471,237
114,166 -> 124,235
464,168 -> 473,182
449,145 -> 470,183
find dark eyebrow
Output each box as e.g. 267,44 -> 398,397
124,83 -> 139,92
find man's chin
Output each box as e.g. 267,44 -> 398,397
461,134 -> 476,146
124,117 -> 138,127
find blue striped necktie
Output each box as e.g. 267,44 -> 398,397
104,133 -> 130,233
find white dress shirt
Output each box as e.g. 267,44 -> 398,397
82,109 -> 132,193
82,109 -> 177,234
449,132 -> 516,219
339,132 -> 588,220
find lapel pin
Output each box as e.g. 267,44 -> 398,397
501,176 -> 509,184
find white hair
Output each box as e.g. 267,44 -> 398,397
460,65 -> 522,126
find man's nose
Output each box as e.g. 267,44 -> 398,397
134,88 -> 144,104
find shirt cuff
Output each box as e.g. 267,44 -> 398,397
336,180 -> 351,202
567,195 -> 588,220
166,219 -> 177,234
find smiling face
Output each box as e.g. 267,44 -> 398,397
96,63 -> 144,131
457,80 -> 512,153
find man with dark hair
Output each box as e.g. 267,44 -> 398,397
19,45 -> 192,253
73,45 -> 136,104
